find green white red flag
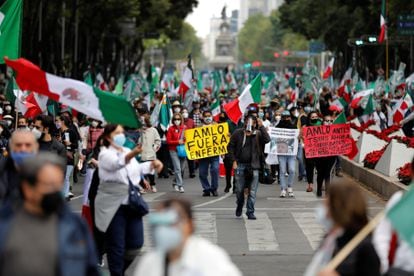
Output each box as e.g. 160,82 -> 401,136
378,0 -> 387,43
5,58 -> 140,128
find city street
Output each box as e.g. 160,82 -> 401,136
69,172 -> 385,276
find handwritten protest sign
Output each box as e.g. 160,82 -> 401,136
185,123 -> 229,160
265,127 -> 299,156
302,123 -> 352,158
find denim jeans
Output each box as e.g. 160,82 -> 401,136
235,163 -> 259,215
63,165 -> 74,197
278,155 -> 296,190
106,205 -> 144,276
169,150 -> 186,187
199,156 -> 219,192
297,144 -> 306,177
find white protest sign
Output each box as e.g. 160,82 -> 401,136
265,127 -> 299,156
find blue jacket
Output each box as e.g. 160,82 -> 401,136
0,203 -> 100,276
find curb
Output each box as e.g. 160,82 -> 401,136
340,157 -> 409,200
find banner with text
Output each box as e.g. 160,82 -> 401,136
265,127 -> 299,156
303,123 -> 352,158
185,123 -> 229,160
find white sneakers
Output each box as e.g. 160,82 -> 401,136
287,187 -> 294,197
151,186 -> 157,193
280,188 -> 294,198
173,185 -> 180,192
179,186 -> 185,193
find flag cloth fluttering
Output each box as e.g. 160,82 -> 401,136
0,0 -> 22,63
393,92 -> 414,124
378,0 -> 387,43
224,73 -> 262,124
178,55 -> 193,99
211,100 -> 221,122
322,57 -> 335,79
6,58 -> 140,128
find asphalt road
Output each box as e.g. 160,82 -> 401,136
69,169 -> 385,276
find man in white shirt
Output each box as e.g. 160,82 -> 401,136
132,198 -> 242,276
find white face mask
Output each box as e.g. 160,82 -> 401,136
173,107 -> 181,113
174,120 -> 181,126
153,225 -> 183,253
32,128 -> 42,140
5,106 -> 12,112
182,112 -> 189,119
275,116 -> 281,121
91,121 -> 99,128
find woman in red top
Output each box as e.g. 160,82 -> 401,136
166,113 -> 186,193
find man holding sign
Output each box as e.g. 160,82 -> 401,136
184,111 -> 230,196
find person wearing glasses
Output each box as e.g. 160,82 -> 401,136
167,113 -> 187,193
314,115 -> 337,197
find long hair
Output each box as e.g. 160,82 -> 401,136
102,124 -> 119,148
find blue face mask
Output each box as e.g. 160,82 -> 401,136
153,225 -> 183,253
113,133 -> 126,147
10,151 -> 36,166
258,112 -> 264,119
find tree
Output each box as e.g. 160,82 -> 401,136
5,0 -> 199,79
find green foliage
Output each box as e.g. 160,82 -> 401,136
164,22 -> 202,62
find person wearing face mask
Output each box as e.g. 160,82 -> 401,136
190,100 -> 203,127
3,103 -> 12,115
303,112 -> 322,193
0,153 -> 100,276
139,113 -> 161,193
133,198 -> 241,276
277,111 -> 298,198
17,117 -> 29,130
34,115 -> 66,160
258,107 -> 271,130
166,113 -> 187,193
304,181 -> 380,276
181,108 -> 196,178
172,101 -> 182,114
2,115 -> 14,132
197,110 -> 220,197
228,112 -> 271,220
95,124 -> 163,276
314,115 -> 337,198
0,129 -> 39,205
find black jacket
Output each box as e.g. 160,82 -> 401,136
227,125 -> 270,169
334,231 -> 380,276
0,157 -> 21,205
39,138 -> 67,161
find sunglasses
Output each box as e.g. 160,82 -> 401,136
173,118 -> 181,120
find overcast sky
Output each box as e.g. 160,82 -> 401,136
185,0 -> 240,38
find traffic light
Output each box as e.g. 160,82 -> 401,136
368,36 -> 377,43
274,52 -> 280,58
252,61 -> 261,67
355,40 -> 364,46
283,50 -> 289,56
244,63 -> 252,69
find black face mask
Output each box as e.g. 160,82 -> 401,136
310,119 -> 319,124
41,191 -> 64,215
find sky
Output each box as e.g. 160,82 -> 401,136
185,0 -> 240,38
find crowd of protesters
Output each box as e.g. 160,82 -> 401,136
0,64 -> 414,276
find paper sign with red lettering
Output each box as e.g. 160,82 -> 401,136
303,124 -> 352,158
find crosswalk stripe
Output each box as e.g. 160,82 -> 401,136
244,212 -> 279,251
142,192 -> 166,202
194,212 -> 218,244
291,212 -> 324,250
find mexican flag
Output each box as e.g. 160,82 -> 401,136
159,94 -> 171,131
387,186 -> 414,250
378,0 -> 387,43
350,89 -> 374,109
95,73 -> 108,91
393,92 -> 414,124
7,77 -> 47,118
362,94 -> 375,115
0,0 -> 23,63
322,57 -> 335,79
6,58 -> 140,128
338,67 -> 352,102
178,56 -> 193,99
330,97 -> 348,112
333,112 -> 347,124
211,100 -> 220,122
224,73 -> 262,124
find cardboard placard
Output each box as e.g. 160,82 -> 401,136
265,127 -> 299,156
184,123 -> 229,160
303,124 -> 352,158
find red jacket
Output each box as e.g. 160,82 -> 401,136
183,118 -> 195,129
166,125 -> 186,151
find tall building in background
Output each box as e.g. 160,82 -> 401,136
238,0 -> 284,30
